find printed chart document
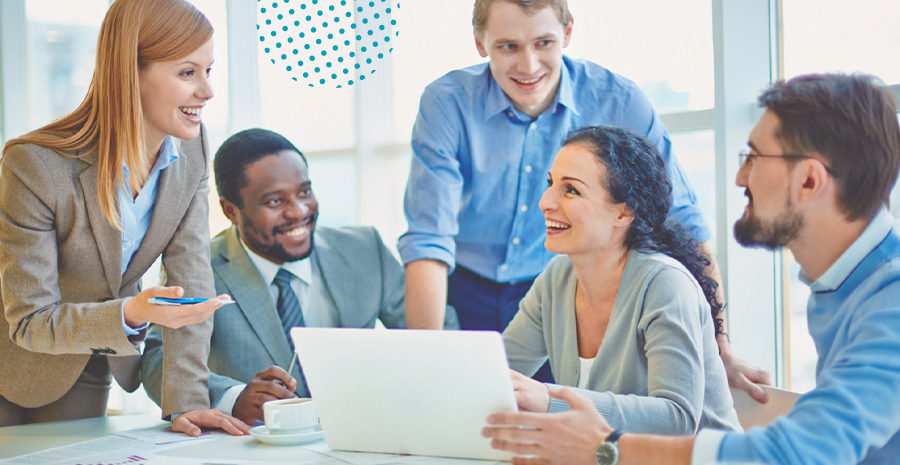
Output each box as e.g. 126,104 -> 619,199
0,436 -> 159,465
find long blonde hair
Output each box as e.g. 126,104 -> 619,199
2,0 -> 213,228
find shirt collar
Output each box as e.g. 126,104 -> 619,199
239,235 -> 313,286
122,136 -> 180,180
484,68 -> 514,121
482,55 -> 579,122
556,57 -> 579,116
799,207 -> 895,292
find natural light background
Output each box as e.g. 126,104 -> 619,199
13,0 -> 728,416
781,0 -> 900,393
12,0 -> 900,413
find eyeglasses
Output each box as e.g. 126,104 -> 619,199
738,150 -> 836,176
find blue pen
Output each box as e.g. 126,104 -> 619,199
148,297 -> 236,305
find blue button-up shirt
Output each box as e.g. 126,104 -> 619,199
119,136 -> 179,334
694,208 -> 900,464
399,55 -> 709,282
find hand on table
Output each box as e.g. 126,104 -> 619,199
510,369 -> 551,413
171,409 -> 250,437
723,352 -> 773,404
123,286 -> 230,329
232,366 -> 298,425
483,386 -> 612,465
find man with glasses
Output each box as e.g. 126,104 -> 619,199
399,0 -> 770,400
483,72 -> 900,465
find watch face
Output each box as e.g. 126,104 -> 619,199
595,443 -> 619,465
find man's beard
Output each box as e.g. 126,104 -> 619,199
733,197 -> 803,251
243,216 -> 316,263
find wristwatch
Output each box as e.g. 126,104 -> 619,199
595,430 -> 624,465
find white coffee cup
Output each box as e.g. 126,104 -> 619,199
263,398 -> 318,434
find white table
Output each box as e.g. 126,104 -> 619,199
0,414 -> 165,459
0,415 -> 503,464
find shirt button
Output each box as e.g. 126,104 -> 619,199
530,122 -> 537,130
124,241 -> 133,248
500,264 -> 509,272
520,204 -> 528,212
524,165 -> 533,173
512,237 -> 521,245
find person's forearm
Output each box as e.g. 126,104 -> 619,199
618,434 -> 695,465
699,240 -> 733,356
404,259 -> 448,329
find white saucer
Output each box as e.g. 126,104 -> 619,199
249,424 -> 325,446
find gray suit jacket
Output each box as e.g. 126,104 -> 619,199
142,225 -> 457,406
0,127 -> 215,417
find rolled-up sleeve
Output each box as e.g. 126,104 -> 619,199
398,86 -> 464,272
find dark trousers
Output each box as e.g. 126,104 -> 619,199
0,354 -> 111,427
448,266 -> 554,383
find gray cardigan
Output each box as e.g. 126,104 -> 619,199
503,252 -> 741,434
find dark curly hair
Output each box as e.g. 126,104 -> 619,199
563,126 -> 725,337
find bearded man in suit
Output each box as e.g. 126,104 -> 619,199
142,128 -> 458,426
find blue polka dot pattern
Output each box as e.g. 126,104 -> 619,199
258,0 -> 399,88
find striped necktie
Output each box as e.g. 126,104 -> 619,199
273,268 -> 305,348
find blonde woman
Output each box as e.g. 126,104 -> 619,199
0,0 -> 246,436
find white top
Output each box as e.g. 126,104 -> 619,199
577,357 -> 595,390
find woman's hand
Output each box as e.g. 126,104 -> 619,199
722,351 -> 773,404
511,369 -> 551,412
123,286 -> 229,329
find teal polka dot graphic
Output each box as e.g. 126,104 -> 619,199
258,0 -> 399,88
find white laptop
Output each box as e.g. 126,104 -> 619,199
290,327 -> 517,461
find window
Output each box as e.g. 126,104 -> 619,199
24,0 -> 107,131
782,0 -> 900,84
670,130 -> 717,249
565,0 -> 714,113
781,1 -> 900,392
390,2 -> 478,144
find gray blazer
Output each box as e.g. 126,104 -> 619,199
0,126 -> 215,417
504,252 -> 741,434
142,225 -> 457,406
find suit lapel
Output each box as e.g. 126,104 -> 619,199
78,150 -> 122,296
218,227 -> 293,364
311,229 -> 357,327
121,140 -> 188,287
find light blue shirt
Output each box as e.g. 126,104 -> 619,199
120,136 -> 179,335
399,55 -> 709,282
696,208 -> 900,464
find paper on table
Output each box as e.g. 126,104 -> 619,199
300,444 -> 401,465
144,458 -> 315,465
730,385 -> 800,431
300,442 -> 501,465
115,427 -> 231,445
0,436 -> 157,465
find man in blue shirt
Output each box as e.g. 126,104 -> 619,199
399,0 -> 768,395
483,73 -> 900,465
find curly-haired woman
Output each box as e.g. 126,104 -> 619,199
502,125 -> 740,434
